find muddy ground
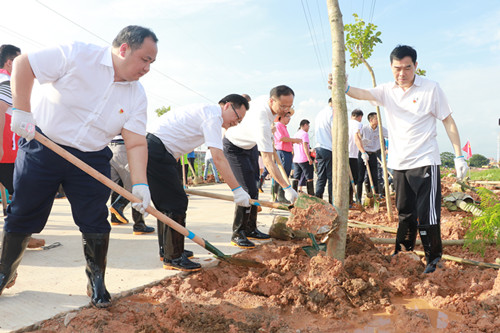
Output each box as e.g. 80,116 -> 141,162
25,179 -> 499,333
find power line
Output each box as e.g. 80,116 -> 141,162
300,0 -> 328,88
35,0 -> 215,104
0,25 -> 45,49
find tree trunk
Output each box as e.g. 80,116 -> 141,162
359,55 -> 394,222
326,0 -> 348,262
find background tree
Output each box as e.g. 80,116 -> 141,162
440,152 -> 455,168
469,154 -> 490,168
326,0 -> 349,262
155,106 -> 171,117
344,13 -> 393,221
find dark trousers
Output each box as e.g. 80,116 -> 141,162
276,150 -> 293,177
393,165 -> 441,228
5,135 -> 112,234
147,134 -> 188,260
223,138 -> 259,236
147,134 -> 188,216
393,165 -> 442,262
349,158 -> 359,203
0,163 -> 15,194
357,150 -> 379,200
314,147 -> 332,200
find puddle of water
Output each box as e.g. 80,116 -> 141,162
352,297 -> 461,332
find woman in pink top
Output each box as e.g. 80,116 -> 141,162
273,111 -> 301,203
291,119 -> 314,195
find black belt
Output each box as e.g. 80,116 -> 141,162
110,139 -> 125,145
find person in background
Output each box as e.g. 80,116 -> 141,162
349,109 -> 364,206
291,119 -> 314,195
341,44 -> 468,273
108,134 -> 155,234
314,98 -> 333,204
273,110 -> 301,203
203,149 -> 221,183
357,112 -> 388,200
0,26 -> 157,307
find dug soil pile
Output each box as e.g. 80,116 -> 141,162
25,180 -> 500,333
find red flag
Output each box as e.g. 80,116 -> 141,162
462,140 -> 472,159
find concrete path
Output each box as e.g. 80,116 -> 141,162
0,182 -> 287,332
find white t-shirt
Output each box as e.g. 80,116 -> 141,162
147,104 -> 223,159
348,118 -> 363,158
29,42 -> 147,152
368,75 -> 452,170
360,124 -> 388,152
224,95 -> 275,152
314,105 -> 333,150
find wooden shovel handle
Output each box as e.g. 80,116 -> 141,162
34,132 -> 207,248
185,188 -> 290,210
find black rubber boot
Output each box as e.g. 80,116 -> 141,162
291,179 -> 299,192
246,205 -> 270,240
419,225 -> 443,274
272,183 -> 279,202
392,220 -> 417,256
157,219 -> 165,259
162,213 -> 201,272
132,209 -> 155,235
306,181 -> 314,196
258,175 -> 265,193
0,232 -> 31,295
277,186 -> 291,204
82,233 -> 111,308
231,206 -> 255,248
110,195 -> 129,225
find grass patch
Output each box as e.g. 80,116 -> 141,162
468,168 -> 500,181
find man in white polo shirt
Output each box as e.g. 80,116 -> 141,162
224,85 -> 299,249
0,26 -> 157,308
146,94 -> 251,272
343,44 -> 468,273
314,98 -> 333,203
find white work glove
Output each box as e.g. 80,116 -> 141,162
131,183 -> 151,217
361,152 -> 369,165
232,186 -> 250,207
283,185 -> 298,204
11,108 -> 36,142
454,156 -> 469,181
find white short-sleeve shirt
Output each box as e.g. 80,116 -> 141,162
360,125 -> 388,152
147,104 -> 223,159
224,95 -> 275,152
314,105 -> 333,150
29,42 -> 147,152
368,76 -> 452,170
348,118 -> 363,158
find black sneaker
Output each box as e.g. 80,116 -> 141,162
132,223 -> 155,235
246,229 -> 270,240
163,253 -> 201,272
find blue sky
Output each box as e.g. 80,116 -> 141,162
2,0 -> 499,160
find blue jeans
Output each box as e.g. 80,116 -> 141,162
315,147 -> 332,202
203,158 -> 220,182
276,150 -> 293,177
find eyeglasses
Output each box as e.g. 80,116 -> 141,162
230,104 -> 242,123
273,99 -> 294,111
